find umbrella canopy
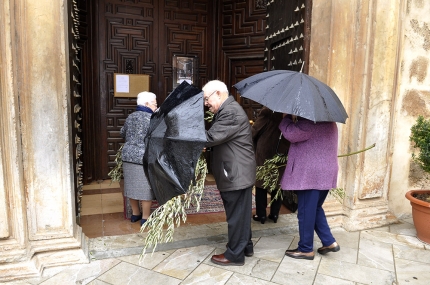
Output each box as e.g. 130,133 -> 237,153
143,81 -> 206,205
233,70 -> 348,123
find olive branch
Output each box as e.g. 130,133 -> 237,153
139,154 -> 207,257
205,110 -> 214,122
255,153 -> 287,206
107,145 -> 208,257
106,110 -> 213,258
138,110 -> 214,256
107,144 -> 123,183
256,144 -> 376,206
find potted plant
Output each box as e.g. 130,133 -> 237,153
406,115 -> 430,244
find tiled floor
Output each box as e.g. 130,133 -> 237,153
79,177 -> 291,238
8,216 -> 430,284
4,177 -> 430,284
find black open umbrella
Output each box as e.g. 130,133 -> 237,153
233,70 -> 348,123
143,81 -> 206,205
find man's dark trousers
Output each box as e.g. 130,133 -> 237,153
220,186 -> 253,263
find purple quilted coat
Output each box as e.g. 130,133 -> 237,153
279,116 -> 338,191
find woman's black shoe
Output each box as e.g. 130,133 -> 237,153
268,214 -> 278,223
130,214 -> 142,223
253,215 -> 266,224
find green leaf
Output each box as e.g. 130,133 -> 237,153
107,145 -> 124,183
410,115 -> 430,174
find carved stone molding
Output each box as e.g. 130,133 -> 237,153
309,0 -> 403,227
0,0 -> 88,281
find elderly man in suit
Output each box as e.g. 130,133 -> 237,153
203,80 -> 256,266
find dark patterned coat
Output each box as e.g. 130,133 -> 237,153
120,110 -> 151,165
252,107 -> 290,189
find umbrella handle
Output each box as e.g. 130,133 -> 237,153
300,61 -> 305,73
275,133 -> 287,156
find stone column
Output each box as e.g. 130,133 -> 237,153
309,0 -> 402,230
0,0 -> 88,281
389,0 -> 430,216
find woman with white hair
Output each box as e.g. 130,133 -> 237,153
120,91 -> 158,226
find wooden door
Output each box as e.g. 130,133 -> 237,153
81,0 -> 309,181
91,0 -> 214,179
230,59 -> 265,121
264,0 -> 311,73
263,0 -> 312,212
217,1 -> 267,120
97,0 -> 160,178
156,1 -> 215,99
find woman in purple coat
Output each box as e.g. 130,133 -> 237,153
279,115 -> 340,260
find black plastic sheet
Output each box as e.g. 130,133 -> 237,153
143,81 -> 206,205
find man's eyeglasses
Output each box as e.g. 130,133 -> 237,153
204,90 -> 217,102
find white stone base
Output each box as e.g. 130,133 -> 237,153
0,227 -> 89,282
342,204 -> 399,231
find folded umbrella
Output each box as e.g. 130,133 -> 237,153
233,70 -> 348,123
143,81 -> 206,205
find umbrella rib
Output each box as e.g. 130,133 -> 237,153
308,77 -> 347,121
262,72 -> 296,111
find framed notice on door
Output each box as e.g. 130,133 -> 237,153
114,73 -> 150,97
172,55 -> 198,89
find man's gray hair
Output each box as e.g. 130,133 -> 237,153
137,91 -> 156,106
202,80 -> 228,94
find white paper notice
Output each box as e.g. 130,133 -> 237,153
116,75 -> 129,93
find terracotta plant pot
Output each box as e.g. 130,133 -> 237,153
405,190 -> 430,244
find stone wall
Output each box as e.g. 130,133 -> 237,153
389,0 -> 430,217
0,0 -> 88,281
310,0 -> 430,227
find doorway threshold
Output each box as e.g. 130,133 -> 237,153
88,213 -> 299,260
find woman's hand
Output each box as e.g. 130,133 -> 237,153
283,113 -> 298,123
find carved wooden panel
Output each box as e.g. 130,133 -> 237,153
85,1 -> 269,178
97,0 -> 158,176
78,0 -> 98,184
264,0 -> 311,73
157,1 -> 214,98
94,0 -> 213,178
230,58 -> 265,121
218,0 -> 267,120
